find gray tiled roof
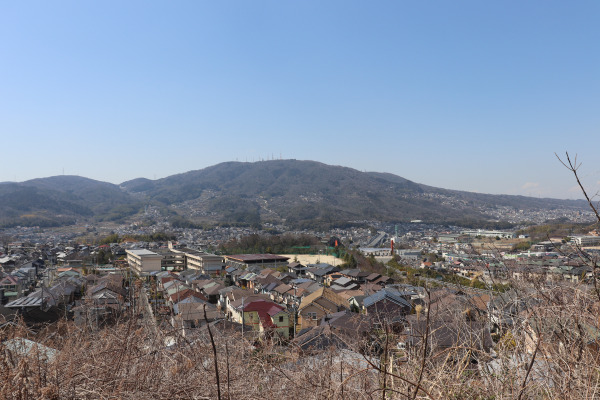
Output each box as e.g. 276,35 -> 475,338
363,288 -> 411,309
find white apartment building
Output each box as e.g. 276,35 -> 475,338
184,250 -> 224,275
461,230 -> 516,239
126,249 -> 163,275
571,235 -> 600,246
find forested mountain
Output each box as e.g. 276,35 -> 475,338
0,176 -> 141,227
0,160 -> 588,228
122,160 -> 587,228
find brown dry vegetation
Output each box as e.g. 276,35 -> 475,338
3,154 -> 600,399
471,238 -> 524,251
3,270 -> 600,400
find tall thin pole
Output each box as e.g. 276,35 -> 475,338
241,294 -> 245,360
293,287 -> 297,337
204,304 -> 221,400
241,296 -> 245,337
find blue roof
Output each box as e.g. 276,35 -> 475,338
363,288 -> 411,309
291,278 -> 313,284
308,263 -> 333,269
263,282 -> 279,292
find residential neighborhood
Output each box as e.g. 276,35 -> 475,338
3,223 -> 600,361
3,211 -> 600,400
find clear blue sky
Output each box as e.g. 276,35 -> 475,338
1,1 -> 598,199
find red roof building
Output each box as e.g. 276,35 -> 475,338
168,289 -> 207,304
242,299 -> 291,338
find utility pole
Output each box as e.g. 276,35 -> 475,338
241,295 -> 245,360
292,287 -> 298,337
241,296 -> 245,337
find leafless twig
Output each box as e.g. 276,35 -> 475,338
204,304 -> 221,400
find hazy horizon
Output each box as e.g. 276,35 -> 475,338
0,158 -> 591,202
1,1 -> 598,200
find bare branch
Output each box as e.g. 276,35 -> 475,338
555,152 -> 600,223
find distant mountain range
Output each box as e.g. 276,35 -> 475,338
0,160 -> 589,229
0,176 -> 141,228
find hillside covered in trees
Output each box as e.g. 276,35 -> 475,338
0,160 -> 589,229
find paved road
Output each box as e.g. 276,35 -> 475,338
367,232 -> 387,248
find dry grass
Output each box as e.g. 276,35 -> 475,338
3,273 -> 600,399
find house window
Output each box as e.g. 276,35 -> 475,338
307,312 -> 317,320
279,316 -> 284,323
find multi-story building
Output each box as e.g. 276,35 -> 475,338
182,250 -> 224,275
571,235 -> 600,246
461,230 -> 516,239
397,249 -> 422,260
156,249 -> 186,271
126,249 -> 163,275
360,247 -> 393,257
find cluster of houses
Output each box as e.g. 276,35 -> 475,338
138,252 -> 456,354
145,254 -> 529,361
148,259 -> 414,338
4,266 -> 86,323
4,236 -> 600,366
420,250 -> 600,286
1,262 -> 133,330
0,240 -> 131,308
